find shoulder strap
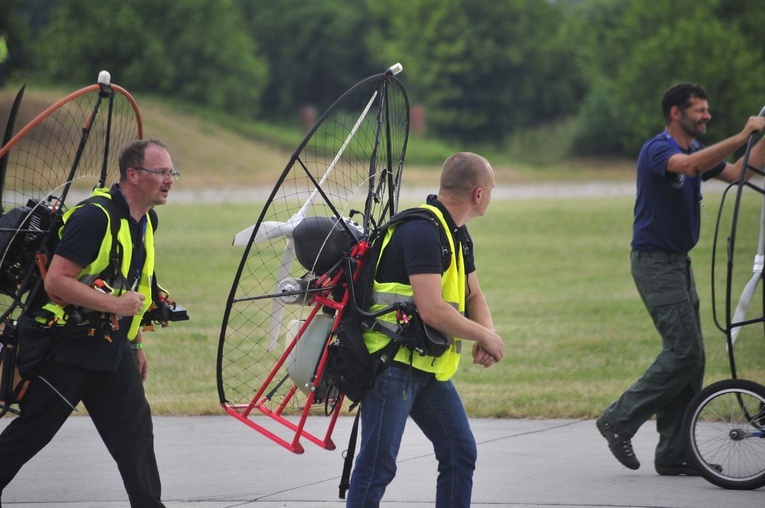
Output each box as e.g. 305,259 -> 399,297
148,207 -> 159,231
386,207 -> 440,230
78,195 -> 123,281
383,207 -> 452,272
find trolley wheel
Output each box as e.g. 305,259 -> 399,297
683,378 -> 765,490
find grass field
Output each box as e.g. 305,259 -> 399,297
144,189 -> 765,418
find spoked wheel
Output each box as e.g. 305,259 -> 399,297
683,378 -> 765,490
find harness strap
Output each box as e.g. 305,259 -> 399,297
78,195 -> 126,286
34,195 -> 124,328
339,408 -> 361,499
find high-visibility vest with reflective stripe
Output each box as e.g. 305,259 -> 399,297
364,204 -> 466,381
41,188 -> 155,340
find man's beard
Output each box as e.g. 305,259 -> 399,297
680,116 -> 707,138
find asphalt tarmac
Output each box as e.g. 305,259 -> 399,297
1,415 -> 762,507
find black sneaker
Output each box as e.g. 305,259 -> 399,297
596,416 -> 640,470
655,461 -> 722,476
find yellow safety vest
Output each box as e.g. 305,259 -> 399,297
41,188 -> 155,340
364,204 -> 466,381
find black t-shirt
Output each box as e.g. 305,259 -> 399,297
52,186 -> 146,371
54,204 -> 108,267
376,196 -> 476,284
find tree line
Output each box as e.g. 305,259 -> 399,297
2,0 -> 764,158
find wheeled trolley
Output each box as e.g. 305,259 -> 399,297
683,106 -> 765,490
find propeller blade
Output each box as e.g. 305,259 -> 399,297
0,84 -> 26,213
233,217 -> 305,246
234,90 -> 382,248
267,237 -> 296,350
729,267 -> 762,346
233,93 -> 379,248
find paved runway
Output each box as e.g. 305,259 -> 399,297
1,415 -> 762,507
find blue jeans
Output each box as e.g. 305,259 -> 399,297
346,364 -> 476,508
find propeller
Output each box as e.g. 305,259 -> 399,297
729,182 -> 765,347
726,105 -> 765,349
0,84 -> 26,213
232,90 -> 379,247
233,91 -> 381,349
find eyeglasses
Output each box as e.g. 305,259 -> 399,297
133,166 -> 181,181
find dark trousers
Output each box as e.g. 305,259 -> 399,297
0,352 -> 164,507
603,251 -> 705,466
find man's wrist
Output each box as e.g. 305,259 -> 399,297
132,342 -> 144,351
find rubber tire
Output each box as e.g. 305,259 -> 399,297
683,378 -> 765,490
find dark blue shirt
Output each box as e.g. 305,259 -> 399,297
631,132 -> 726,254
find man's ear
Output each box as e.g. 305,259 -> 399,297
670,105 -> 682,122
473,186 -> 483,204
126,167 -> 140,184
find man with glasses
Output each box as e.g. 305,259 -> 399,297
0,138 -> 177,507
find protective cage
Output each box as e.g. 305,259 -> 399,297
0,75 -> 143,417
216,66 -> 409,453
685,105 -> 765,489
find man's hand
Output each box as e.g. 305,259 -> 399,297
113,291 -> 146,316
476,328 -> 504,365
740,116 -> 765,139
135,348 -> 149,381
472,341 -> 499,368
